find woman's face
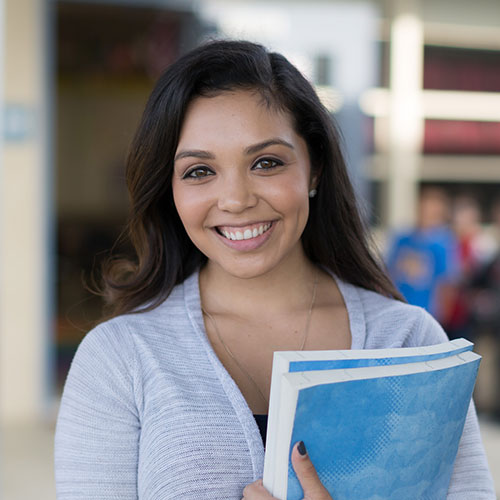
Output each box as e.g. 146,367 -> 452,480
172,90 -> 314,280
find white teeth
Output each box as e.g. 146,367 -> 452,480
220,223 -> 272,240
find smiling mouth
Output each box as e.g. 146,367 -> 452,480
215,222 -> 273,241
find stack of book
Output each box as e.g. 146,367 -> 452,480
263,339 -> 479,500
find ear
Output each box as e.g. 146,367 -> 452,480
308,175 -> 318,198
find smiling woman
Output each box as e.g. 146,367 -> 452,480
54,40 -> 495,500
172,91 -> 313,281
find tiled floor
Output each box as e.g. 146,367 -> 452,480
2,417 -> 500,499
1,421 -> 56,499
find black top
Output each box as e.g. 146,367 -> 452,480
253,414 -> 268,447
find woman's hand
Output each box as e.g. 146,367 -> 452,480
242,441 -> 332,500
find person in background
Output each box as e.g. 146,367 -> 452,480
452,196 -> 489,275
386,187 -> 460,324
467,198 -> 500,419
442,195 -> 488,339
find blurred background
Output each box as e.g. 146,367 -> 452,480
1,0 -> 500,497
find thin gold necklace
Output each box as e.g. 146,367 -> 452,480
201,272 -> 319,407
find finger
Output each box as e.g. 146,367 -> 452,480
242,479 -> 276,499
291,441 -> 331,499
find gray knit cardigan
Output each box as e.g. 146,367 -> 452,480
55,270 -> 496,499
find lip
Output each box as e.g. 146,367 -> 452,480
212,220 -> 277,251
213,220 -> 275,229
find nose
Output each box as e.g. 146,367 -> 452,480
217,171 -> 258,213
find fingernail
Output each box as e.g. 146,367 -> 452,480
297,441 -> 307,456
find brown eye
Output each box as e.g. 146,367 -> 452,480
253,158 -> 283,170
183,167 -> 214,179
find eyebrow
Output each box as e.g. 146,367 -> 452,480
174,138 -> 295,162
174,150 -> 215,162
244,138 -> 295,155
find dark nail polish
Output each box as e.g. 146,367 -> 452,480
297,441 -> 307,456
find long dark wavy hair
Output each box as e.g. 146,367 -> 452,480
99,39 -> 403,317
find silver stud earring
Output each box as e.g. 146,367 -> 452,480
308,188 -> 317,198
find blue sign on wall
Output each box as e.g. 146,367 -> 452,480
2,104 -> 36,141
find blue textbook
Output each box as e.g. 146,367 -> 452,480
263,339 -> 479,500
